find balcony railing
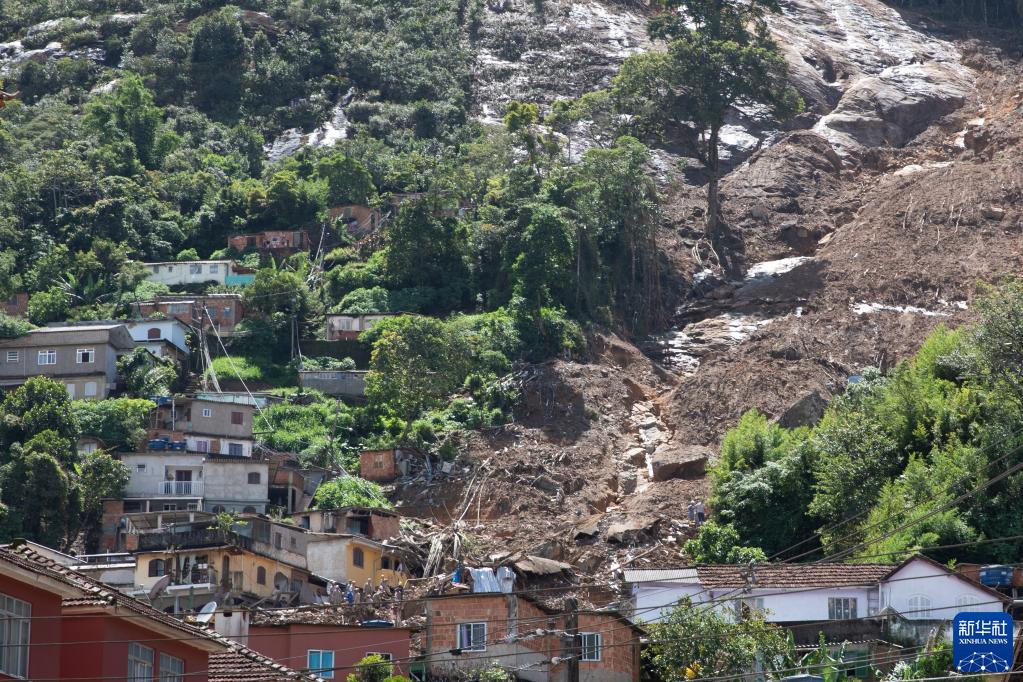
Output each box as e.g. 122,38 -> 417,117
138,529 -> 253,552
157,481 -> 204,497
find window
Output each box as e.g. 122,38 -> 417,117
955,595 -> 981,608
189,264 -> 202,274
76,348 -> 95,364
353,547 -> 364,568
257,567 -> 267,585
162,504 -> 178,511
381,557 -> 391,570
580,633 -> 601,662
308,650 -> 335,679
457,622 -> 486,652
247,472 -> 261,485
159,653 -> 184,682
223,306 -> 233,318
201,408 -> 212,418
5,351 -> 17,362
84,382 -> 97,398
231,411 -> 243,425
147,328 -> 161,340
907,594 -> 932,618
37,350 -> 56,365
195,440 -> 209,453
128,642 -> 154,681
228,443 -> 244,457
136,463 -> 147,472
123,501 -> 142,513
211,505 -> 226,513
210,264 -> 220,274
66,384 -> 75,399
242,505 -> 256,513
828,597 -> 858,620
274,533 -> 283,549
0,592 -> 31,678
367,652 -> 393,661
735,597 -> 765,617
231,571 -> 244,590
186,503 -> 199,511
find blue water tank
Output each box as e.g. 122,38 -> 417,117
980,565 -> 1013,587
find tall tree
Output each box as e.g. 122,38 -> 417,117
618,0 -> 801,276
190,8 -> 247,120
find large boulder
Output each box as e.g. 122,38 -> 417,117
649,445 -> 710,482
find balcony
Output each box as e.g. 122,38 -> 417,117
138,529 -> 253,552
156,481 -> 204,497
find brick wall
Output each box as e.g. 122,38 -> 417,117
360,450 -> 397,482
425,595 -> 640,682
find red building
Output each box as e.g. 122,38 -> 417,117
133,293 -> 246,335
0,292 -> 28,318
229,230 -> 310,255
424,593 -> 642,682
246,607 -> 413,679
0,543 -> 317,682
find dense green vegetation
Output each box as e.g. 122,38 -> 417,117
703,281 -> 1023,565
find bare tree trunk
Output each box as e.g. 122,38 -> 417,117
705,123 -> 743,280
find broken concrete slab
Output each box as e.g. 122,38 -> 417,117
649,445 -> 710,482
625,447 -> 647,465
604,515 -> 659,543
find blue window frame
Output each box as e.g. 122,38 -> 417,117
308,650 -> 335,679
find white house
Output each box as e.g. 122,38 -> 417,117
624,556 -> 1008,646
142,260 -> 255,288
120,452 -> 269,514
125,318 -> 192,360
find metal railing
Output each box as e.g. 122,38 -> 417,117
157,481 -> 204,497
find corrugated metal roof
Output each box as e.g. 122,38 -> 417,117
623,568 -> 699,583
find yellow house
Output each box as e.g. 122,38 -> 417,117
133,543 -> 312,613
307,533 -> 406,587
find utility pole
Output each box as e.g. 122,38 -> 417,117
564,596 -> 580,682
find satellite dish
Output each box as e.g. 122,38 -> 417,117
148,574 -> 172,601
196,601 -> 218,624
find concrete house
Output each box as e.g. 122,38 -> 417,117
229,230 -> 309,255
424,593 -> 641,682
119,452 -> 270,514
133,293 -> 245,335
0,291 -> 28,317
143,260 -> 256,288
358,449 -> 416,483
297,368 -> 366,397
328,205 -> 382,236
623,556 -> 1009,647
148,394 -> 257,457
125,318 -> 192,362
0,323 -> 135,399
325,313 -> 399,341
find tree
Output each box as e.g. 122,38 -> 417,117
384,200 -> 470,309
312,476 -> 392,510
365,316 -> 469,442
0,448 -> 80,549
72,398 -> 156,452
646,597 -> 788,682
317,154 -> 376,206
0,377 -> 80,468
190,8 -> 247,119
75,450 -> 130,552
617,0 -> 801,276
973,278 -> 1023,402
85,75 -> 163,169
27,287 -> 69,326
510,203 -> 575,313
682,521 -> 767,564
118,348 -> 177,398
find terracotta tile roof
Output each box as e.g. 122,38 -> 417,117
209,644 -> 321,681
693,563 -> 896,588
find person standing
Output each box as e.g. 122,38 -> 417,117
687,501 -> 696,524
696,500 -> 706,525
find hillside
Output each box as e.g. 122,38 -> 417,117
0,0 -> 1022,579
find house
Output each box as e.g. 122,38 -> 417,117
0,291 -> 28,317
118,450 -> 270,514
328,204 -> 382,235
0,543 -> 224,680
0,323 -> 135,399
126,317 -> 192,362
298,368 -> 367,396
229,230 -> 310,255
325,312 -> 399,341
133,293 -> 246,335
424,593 -> 642,682
209,643 -> 321,682
143,260 -> 257,288
246,608 -> 413,679
359,448 -> 416,482
147,393 -> 258,457
291,507 -> 401,540
269,456 -> 327,513
131,523 -> 316,614
623,556 -> 1009,647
